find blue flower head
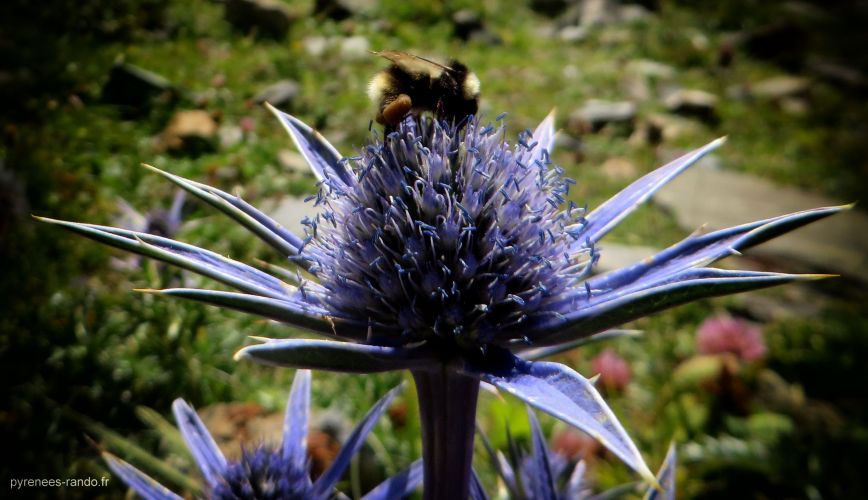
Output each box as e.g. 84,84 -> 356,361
44,102 -> 845,493
303,116 -> 591,352
103,370 -> 422,500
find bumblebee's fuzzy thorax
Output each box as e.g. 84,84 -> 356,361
368,51 -> 480,128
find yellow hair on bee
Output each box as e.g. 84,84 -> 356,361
368,71 -> 396,103
462,72 -> 481,100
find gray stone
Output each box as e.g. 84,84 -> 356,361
225,0 -> 294,39
568,99 -> 636,134
595,242 -> 660,273
618,4 -> 652,23
662,89 -> 719,124
265,196 -> 320,236
313,0 -> 363,20
254,80 -> 300,107
629,114 -> 698,145
101,62 -> 177,113
277,149 -> 314,176
452,10 -> 502,45
580,0 -> 616,27
339,36 -> 370,61
559,25 -> 588,43
751,76 -> 811,100
600,157 -> 638,181
218,125 -> 244,149
622,59 -> 675,102
453,9 -> 483,40
652,162 -> 868,283
807,60 -> 868,91
303,36 -> 330,58
626,59 -> 676,79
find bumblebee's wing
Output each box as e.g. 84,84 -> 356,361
373,50 -> 451,78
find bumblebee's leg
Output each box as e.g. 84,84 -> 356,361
382,94 -> 413,127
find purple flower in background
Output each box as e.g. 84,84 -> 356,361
697,314 -> 766,362
591,349 -> 632,393
103,370 -> 421,499
474,407 -> 678,500
41,104 -> 844,498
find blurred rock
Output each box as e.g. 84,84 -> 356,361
303,36 -> 330,58
558,25 -> 588,43
740,22 -> 809,71
452,9 -> 502,44
218,124 -> 244,149
529,0 -> 570,17
568,99 -> 636,135
313,0 -> 370,21
553,132 -> 585,162
160,110 -> 218,155
618,4 -> 652,23
595,242 -> 658,273
253,79 -> 300,108
779,97 -> 809,116
751,76 -> 811,101
627,58 -> 676,79
307,430 -> 340,478
579,0 -> 616,26
225,0 -> 295,39
600,157 -> 638,181
277,149 -> 314,176
807,59 -> 868,91
339,36 -> 370,60
652,162 -> 868,283
101,62 -> 177,114
266,196 -> 319,236
663,89 -> 719,124
641,114 -> 699,145
622,59 -> 675,102
198,401 -> 282,460
452,9 -> 483,40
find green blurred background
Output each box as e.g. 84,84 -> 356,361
2,0 -> 867,498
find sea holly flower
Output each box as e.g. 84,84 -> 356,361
40,104 -> 844,498
102,370 -> 422,499
475,407 -> 678,500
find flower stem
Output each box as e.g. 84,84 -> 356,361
412,367 -> 480,500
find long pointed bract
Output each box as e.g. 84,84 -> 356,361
266,103 -> 355,188
527,407 -> 557,499
361,459 -> 424,500
102,453 -> 183,500
282,369 -> 312,478
569,138 -> 725,246
236,338 -> 437,373
171,400 -> 227,487
312,384 -> 403,497
589,205 -> 847,293
142,164 -> 304,257
462,356 -> 656,485
145,288 -> 361,339
526,269 -> 827,346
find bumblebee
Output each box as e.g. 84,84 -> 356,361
368,50 -> 480,128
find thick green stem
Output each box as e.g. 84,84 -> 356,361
412,367 -> 480,500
